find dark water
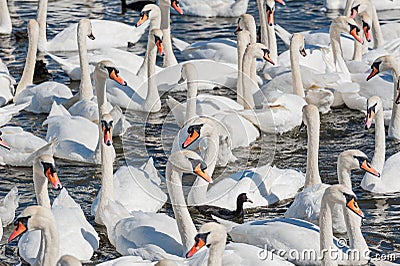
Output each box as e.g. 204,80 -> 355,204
1,0 -> 400,264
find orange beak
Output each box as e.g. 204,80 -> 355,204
171,0 -> 184,15
136,13 -> 148,27
365,109 -> 374,129
346,198 -> 364,219
186,237 -> 206,258
45,168 -> 62,190
267,10 -> 274,26
263,52 -> 275,65
360,160 -> 380,177
103,126 -> 113,146
8,221 -> 27,243
109,69 -> 127,86
363,26 -> 371,42
194,164 -> 213,183
182,130 -> 200,149
275,0 -> 286,5
367,66 -> 379,81
0,138 -> 10,151
350,27 -> 364,44
350,7 -> 358,19
156,39 -> 165,56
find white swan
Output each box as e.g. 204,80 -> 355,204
366,55 -> 400,138
186,222 -> 294,265
0,0 -> 11,34
284,105 -> 379,234
0,59 -> 14,106
178,0 -> 249,17
99,150 -> 212,261
0,101 -> 30,127
35,0 -> 148,52
326,0 -> 400,11
13,19 -> 72,114
220,150 -> 377,265
361,96 -> 400,193
17,153 -> 99,264
0,186 -> 19,227
261,33 -> 334,114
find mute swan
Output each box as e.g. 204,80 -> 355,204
239,43 -> 306,134
261,33 -> 334,114
17,154 -> 99,263
0,59 -> 14,106
13,20 -> 72,114
0,0 -> 11,34
362,96 -> 400,193
186,222 -> 294,265
221,150 -> 378,265
178,0 -> 249,17
285,106 -> 379,234
0,186 -> 19,227
43,60 -> 125,164
182,120 -> 305,209
100,150 -> 212,261
366,55 -> 400,139
35,0 -> 148,52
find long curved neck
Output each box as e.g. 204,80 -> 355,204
319,197 -> 337,266
267,16 -> 277,64
236,31 -> 250,105
40,218 -> 59,266
369,1 -> 384,48
187,132 -> 218,205
389,72 -> 400,139
241,49 -> 256,109
337,161 -> 352,189
166,164 -> 197,255
78,30 -> 93,100
145,42 -> 161,112
94,75 -> 108,116
290,43 -> 305,98
330,23 -> 343,68
0,0 -> 12,33
257,0 -> 268,46
15,25 -> 38,95
185,78 -> 198,123
305,115 -> 321,187
344,0 -> 355,16
36,0 -> 48,52
342,206 -> 369,260
372,106 -> 385,172
208,240 -> 225,266
352,17 -> 364,61
33,169 -> 51,209
160,3 -> 177,67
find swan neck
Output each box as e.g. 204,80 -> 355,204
342,205 -> 369,255
36,0 -> 48,51
257,0 -> 268,46
236,31 -> 250,105
267,20 -> 277,64
33,168 -> 51,209
185,78 -> 198,123
241,49 -> 256,109
16,24 -> 39,95
330,24 -> 343,67
0,0 -> 12,33
99,142 -> 114,212
337,161 -> 352,189
305,114 -> 321,187
290,43 -> 305,98
78,28 -> 93,100
166,164 -> 197,254
159,3 -> 177,67
208,241 -> 225,266
94,74 -> 108,116
319,197 -> 336,266
41,219 -> 59,266
370,5 -> 384,48
389,75 -> 400,139
372,106 -> 385,172
146,42 -> 161,112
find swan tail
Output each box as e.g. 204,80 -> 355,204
52,188 -> 79,208
172,37 -> 190,52
0,101 -> 30,115
274,24 -> 292,48
45,52 -> 76,74
140,157 -> 162,185
0,186 -> 19,226
45,102 -> 71,121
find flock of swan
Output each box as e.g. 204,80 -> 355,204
0,0 -> 400,265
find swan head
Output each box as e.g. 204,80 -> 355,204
322,185 -> 364,219
365,96 -> 382,129
150,29 -> 165,56
8,206 -> 55,243
265,0 -> 276,26
338,150 -> 380,177
291,33 -> 307,57
247,43 -> 275,65
186,222 -> 226,258
0,131 -> 10,151
301,104 -> 319,129
178,63 -> 197,84
170,0 -> 184,15
181,118 -> 217,149
349,0 -> 369,19
168,150 -> 213,183
34,154 -> 63,190
358,12 -> 371,42
78,18 -> 95,41
101,113 -> 113,146
136,4 -> 160,27
367,56 -> 397,81
95,60 -> 127,86
234,14 -> 255,35
332,16 -> 363,44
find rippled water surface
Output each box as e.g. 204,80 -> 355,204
1,0 -> 400,264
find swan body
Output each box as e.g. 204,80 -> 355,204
0,126 -> 47,166
0,102 -> 30,127
325,0 -> 400,11
0,0 -> 11,34
0,186 -> 19,227
178,0 -> 249,17
362,96 -> 400,193
0,59 -> 15,106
